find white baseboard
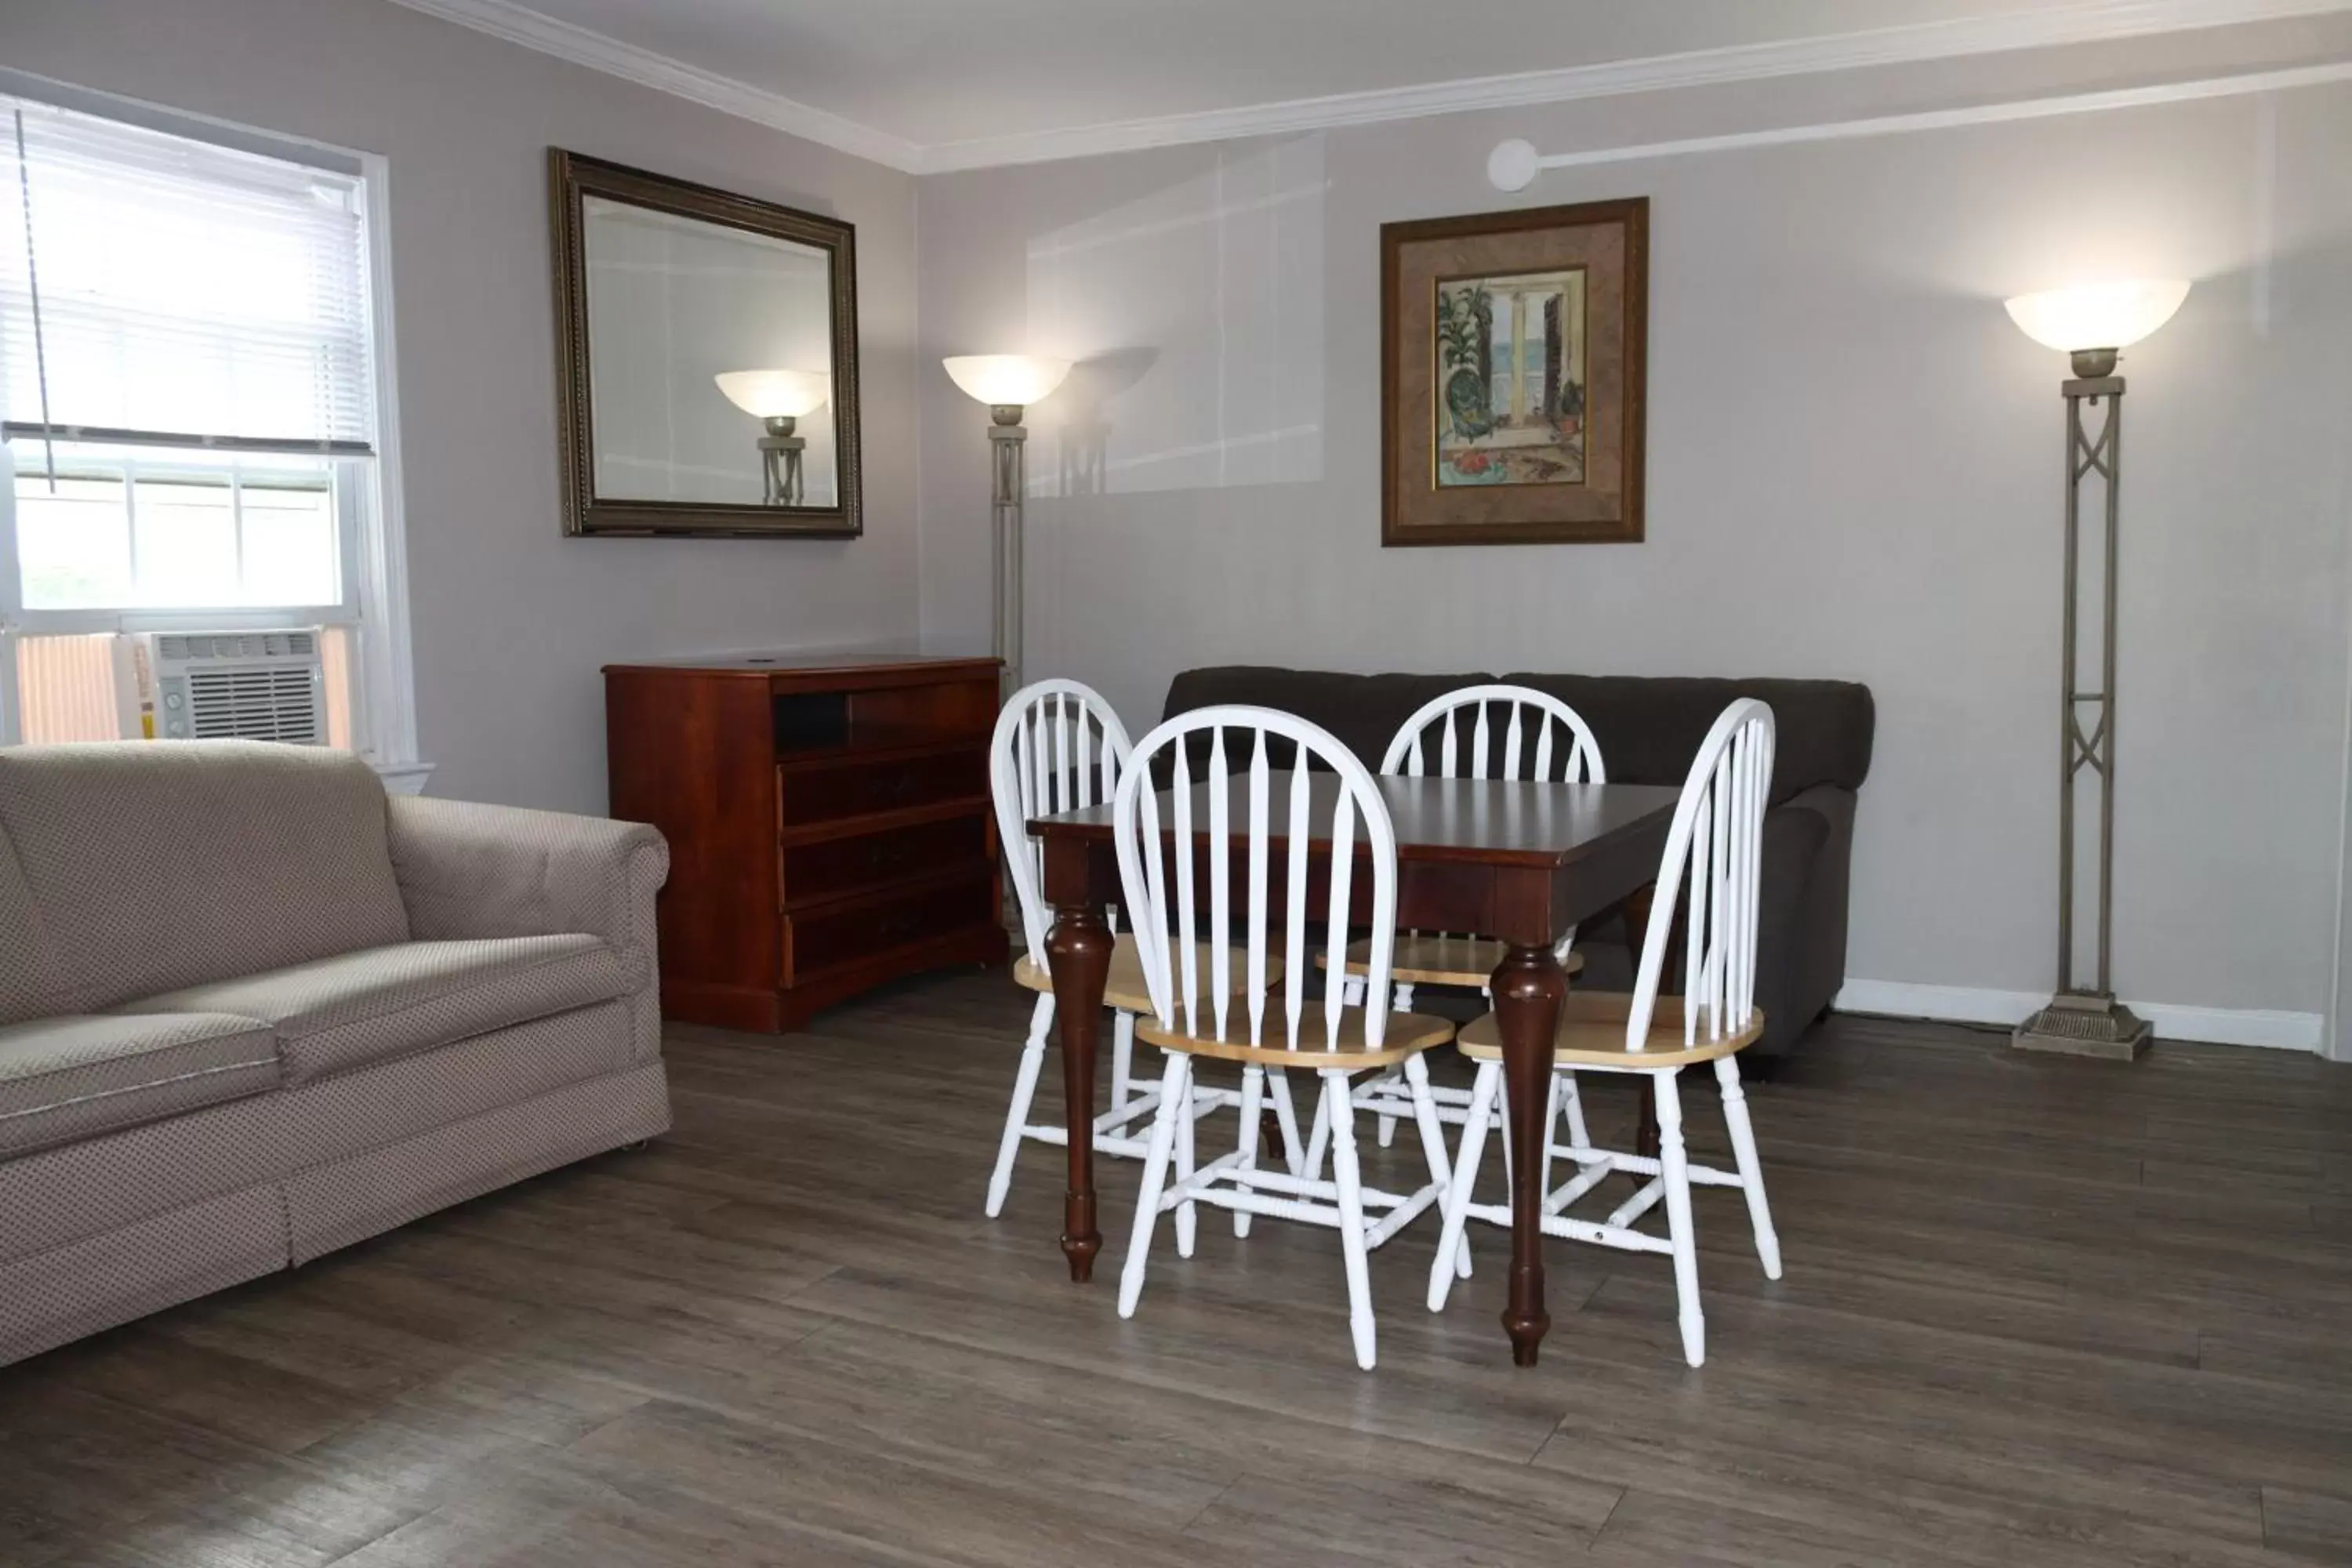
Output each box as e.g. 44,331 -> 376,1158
1831,979 -> 2325,1053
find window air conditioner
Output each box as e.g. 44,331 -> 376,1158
114,629 -> 328,746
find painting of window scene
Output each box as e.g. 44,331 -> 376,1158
1433,268 -> 1586,488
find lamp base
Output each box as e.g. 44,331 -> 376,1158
2011,990 -> 2150,1060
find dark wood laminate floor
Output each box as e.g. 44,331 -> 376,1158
3,972 -> 2349,1568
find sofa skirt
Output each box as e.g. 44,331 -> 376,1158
0,1001 -> 669,1367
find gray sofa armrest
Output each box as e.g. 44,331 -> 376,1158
386,797 -> 669,967
387,799 -> 670,1064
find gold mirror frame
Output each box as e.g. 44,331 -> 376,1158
550,149 -> 862,539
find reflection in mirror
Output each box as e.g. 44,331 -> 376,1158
581,197 -> 837,508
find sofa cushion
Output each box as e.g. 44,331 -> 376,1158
0,824 -> 74,1026
1499,674 -> 1874,803
0,742 -> 412,1010
0,1012 -> 280,1157
112,935 -> 634,1087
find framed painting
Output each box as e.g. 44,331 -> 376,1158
1381,197 -> 1648,546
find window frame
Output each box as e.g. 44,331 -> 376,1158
0,71 -> 424,791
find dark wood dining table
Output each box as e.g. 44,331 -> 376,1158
1029,772 -> 1683,1366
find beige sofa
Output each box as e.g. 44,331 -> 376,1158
0,741 -> 670,1366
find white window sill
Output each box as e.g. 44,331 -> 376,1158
372,759 -> 434,796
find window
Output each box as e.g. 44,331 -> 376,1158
0,79 -> 416,780
16,445 -> 345,611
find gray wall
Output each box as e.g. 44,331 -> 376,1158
916,37 -> 2352,1016
9,0 -> 2350,1024
1,0 -> 920,813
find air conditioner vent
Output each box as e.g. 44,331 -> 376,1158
154,630 -> 318,662
185,667 -> 322,744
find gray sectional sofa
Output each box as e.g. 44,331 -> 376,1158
1160,667 -> 1875,1072
0,741 -> 671,1366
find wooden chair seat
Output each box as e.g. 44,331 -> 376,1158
1457,992 -> 1765,1069
1137,1004 -> 1454,1069
1013,934 -> 1278,1014
1323,934 -> 1584,988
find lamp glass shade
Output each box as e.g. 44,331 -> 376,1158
715,368 -> 829,419
942,354 -> 1071,408
2003,279 -> 2190,353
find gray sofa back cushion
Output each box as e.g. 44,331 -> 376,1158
1155,668 -> 1496,779
0,742 -> 411,1009
0,824 -> 74,1025
1497,673 -> 1875,803
1161,666 -> 1875,804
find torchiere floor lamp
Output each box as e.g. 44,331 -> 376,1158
2002,278 -> 2190,1059
942,354 -> 1072,696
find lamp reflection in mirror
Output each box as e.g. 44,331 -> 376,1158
2001,278 -> 2190,1060
716,369 -> 829,506
942,354 -> 1073,695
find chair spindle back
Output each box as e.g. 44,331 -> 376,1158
1114,705 -> 1399,1050
990,679 -> 1134,967
1381,684 -> 1605,960
1628,699 -> 1775,1049
1381,684 -> 1606,785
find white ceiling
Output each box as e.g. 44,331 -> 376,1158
394,0 -> 2352,169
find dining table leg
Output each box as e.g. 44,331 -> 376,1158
1491,942 -> 1569,1366
1044,898 -> 1113,1282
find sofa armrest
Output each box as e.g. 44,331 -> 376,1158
387,797 -> 669,964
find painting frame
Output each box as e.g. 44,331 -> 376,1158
1381,197 -> 1648,547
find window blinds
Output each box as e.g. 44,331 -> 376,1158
1,92 -> 376,458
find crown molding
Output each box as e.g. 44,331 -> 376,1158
384,0 -> 2352,175
1505,58 -> 2352,173
919,0 -> 2352,169
381,0 -> 924,170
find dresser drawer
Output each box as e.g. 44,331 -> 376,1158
779,812 -> 989,909
779,747 -> 987,827
786,869 -> 996,980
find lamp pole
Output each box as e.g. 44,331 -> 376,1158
2014,347 -> 2148,1058
988,403 -> 1026,699
942,355 -> 1072,702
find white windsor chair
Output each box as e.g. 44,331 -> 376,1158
1112,705 -> 1462,1370
1321,685 -> 1604,1167
985,680 -> 1261,1217
1426,698 -> 1784,1368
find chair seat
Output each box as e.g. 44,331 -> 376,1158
0,1012 -> 280,1156
1323,934 -> 1584,988
1136,1004 -> 1454,1069
112,935 -> 636,1087
1457,992 -> 1765,1069
1013,933 -> 1279,1014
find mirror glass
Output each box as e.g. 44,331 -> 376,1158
581,195 -> 838,509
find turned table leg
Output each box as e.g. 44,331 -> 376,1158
1044,899 -> 1112,1282
1490,942 -> 1569,1366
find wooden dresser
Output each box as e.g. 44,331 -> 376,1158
604,651 -> 1007,1033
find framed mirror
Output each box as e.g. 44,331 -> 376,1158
550,149 -> 861,538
